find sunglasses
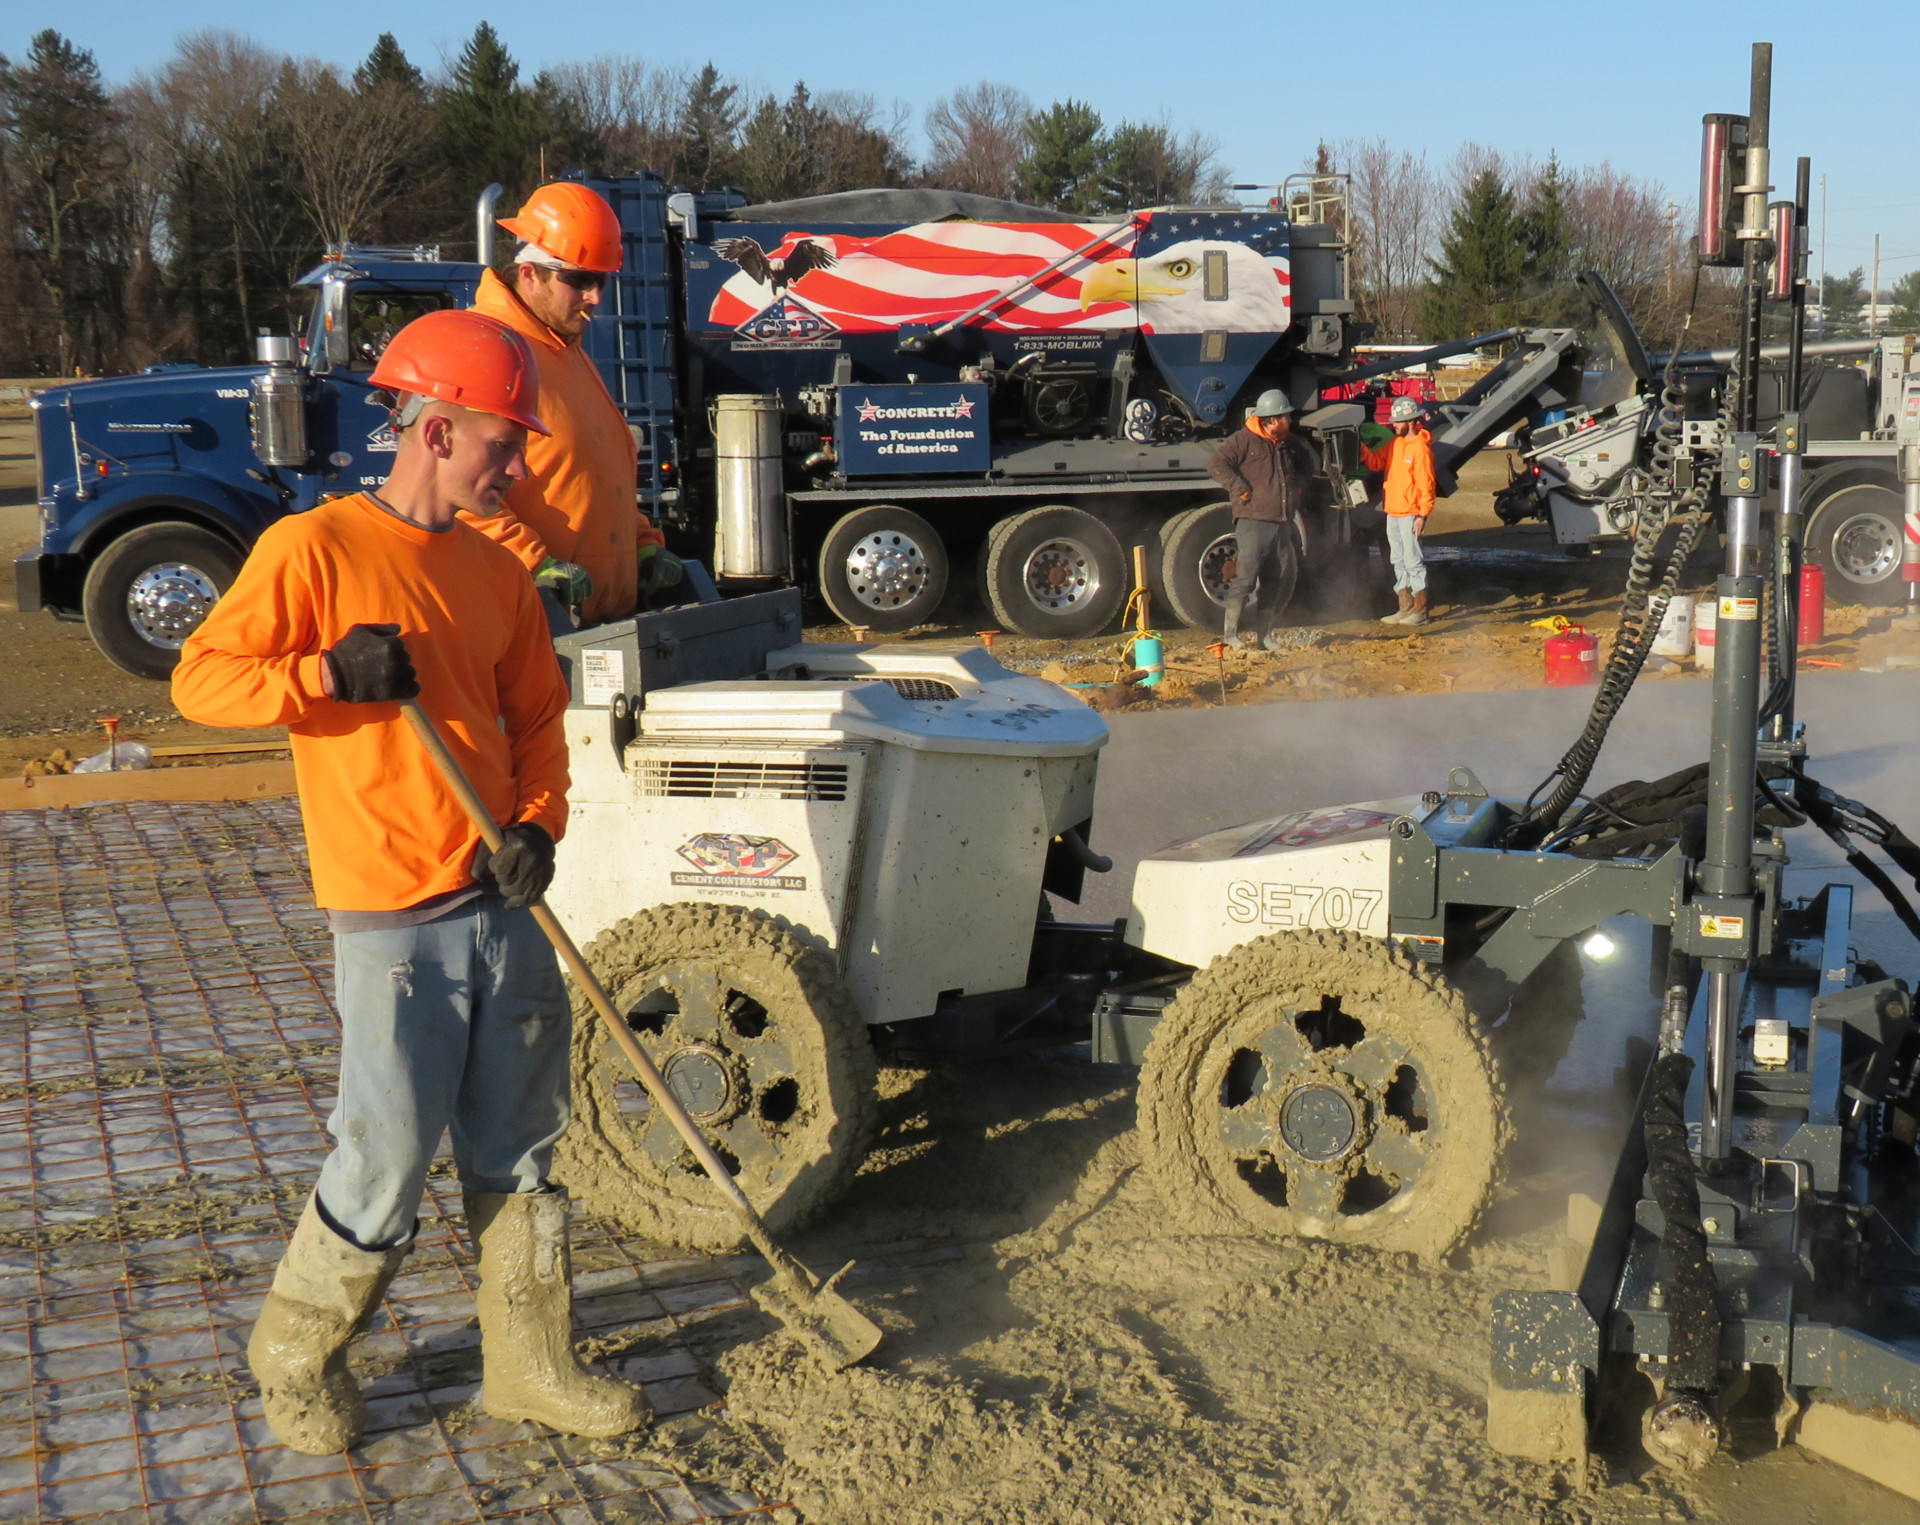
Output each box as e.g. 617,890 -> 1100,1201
549,269 -> 607,294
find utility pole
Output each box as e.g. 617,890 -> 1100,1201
1871,233 -> 1881,337
1817,172 -> 1828,339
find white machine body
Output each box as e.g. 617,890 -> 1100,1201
550,643 -> 1107,1025
1125,798 -> 1420,969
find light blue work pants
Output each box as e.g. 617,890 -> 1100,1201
314,897 -> 571,1250
1385,514 -> 1427,594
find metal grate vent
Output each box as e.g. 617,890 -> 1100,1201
884,678 -> 959,702
641,759 -> 849,801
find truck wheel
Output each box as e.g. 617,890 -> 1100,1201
82,521 -> 242,680
1805,478 -> 1904,605
984,505 -> 1127,638
819,505 -> 950,632
1137,929 -> 1507,1264
554,903 -> 877,1252
1157,502 -> 1300,633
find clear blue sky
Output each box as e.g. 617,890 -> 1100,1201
11,2 -> 1916,293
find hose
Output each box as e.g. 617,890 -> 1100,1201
1509,260 -> 1728,843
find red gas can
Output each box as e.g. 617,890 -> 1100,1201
1797,561 -> 1825,647
1544,622 -> 1599,686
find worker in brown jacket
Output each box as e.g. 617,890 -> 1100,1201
1207,388 -> 1317,650
173,309 -> 649,1457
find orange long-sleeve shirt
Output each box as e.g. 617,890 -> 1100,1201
1360,427 -> 1436,518
462,269 -> 665,623
171,493 -> 569,912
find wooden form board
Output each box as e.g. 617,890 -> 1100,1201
0,760 -> 297,811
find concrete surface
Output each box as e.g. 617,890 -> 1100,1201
1083,670 -> 1920,978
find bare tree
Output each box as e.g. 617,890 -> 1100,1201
276,61 -> 423,251
1330,136 -> 1440,340
141,31 -> 285,336
1564,161 -> 1685,339
546,54 -> 689,178
923,81 -> 1030,199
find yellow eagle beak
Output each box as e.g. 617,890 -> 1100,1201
1080,260 -> 1136,310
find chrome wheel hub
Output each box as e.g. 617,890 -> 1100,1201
1831,511 -> 1899,585
845,531 -> 928,609
1022,536 -> 1101,611
126,562 -> 220,648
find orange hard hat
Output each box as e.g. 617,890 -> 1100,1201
367,309 -> 549,435
498,182 -> 623,273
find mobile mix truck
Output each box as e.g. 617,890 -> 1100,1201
15,176 -> 1368,678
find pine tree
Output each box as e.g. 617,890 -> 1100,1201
353,33 -> 422,94
1516,153 -> 1577,324
1017,100 -> 1108,213
1422,168 -> 1525,339
1819,266 -> 1864,337
0,30 -> 123,373
677,63 -> 743,190
437,23 -> 538,200
1892,269 -> 1920,334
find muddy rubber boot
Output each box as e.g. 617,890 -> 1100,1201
467,1190 -> 651,1437
246,1195 -> 407,1455
1221,597 -> 1247,648
1403,590 -> 1430,627
1380,590 -> 1413,625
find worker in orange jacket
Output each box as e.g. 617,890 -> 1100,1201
466,181 -> 679,629
172,310 -> 648,1457
1359,395 -> 1437,626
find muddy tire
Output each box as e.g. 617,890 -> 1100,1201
984,505 -> 1128,638
819,504 -> 949,631
1137,929 -> 1507,1263
82,521 -> 243,680
1156,502 -> 1300,634
554,904 -> 877,1251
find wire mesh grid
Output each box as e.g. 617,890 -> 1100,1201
0,800 -> 790,1524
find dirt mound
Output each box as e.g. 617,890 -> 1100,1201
664,1057 -> 1709,1524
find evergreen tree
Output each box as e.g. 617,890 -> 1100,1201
1017,100 -> 1108,213
0,30 -> 124,373
736,83 -> 820,203
437,23 -> 538,200
1819,265 -> 1864,337
1422,168 -> 1525,339
1891,269 -> 1920,334
677,63 -> 742,190
353,33 -> 422,94
1516,153 -> 1578,324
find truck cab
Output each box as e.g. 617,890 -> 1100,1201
14,247 -> 472,678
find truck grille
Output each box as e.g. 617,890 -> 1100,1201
640,760 -> 849,801
884,678 -> 958,701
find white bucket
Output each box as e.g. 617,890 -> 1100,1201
1653,595 -> 1695,659
1692,597 -> 1717,671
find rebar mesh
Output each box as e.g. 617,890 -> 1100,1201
1,799 -> 787,1523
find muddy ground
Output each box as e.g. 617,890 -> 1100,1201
8,387 -> 1920,1519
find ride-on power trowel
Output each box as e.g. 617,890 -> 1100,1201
538,41 -> 1920,1494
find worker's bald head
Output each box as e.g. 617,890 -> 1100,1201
387,396 -> 529,521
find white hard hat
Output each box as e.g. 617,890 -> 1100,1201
1389,396 -> 1421,423
1251,388 -> 1294,418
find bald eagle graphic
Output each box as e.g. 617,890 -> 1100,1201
712,235 -> 838,295
1076,240 -> 1291,334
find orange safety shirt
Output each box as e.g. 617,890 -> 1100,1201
171,493 -> 569,912
1360,426 -> 1436,518
465,269 -> 665,623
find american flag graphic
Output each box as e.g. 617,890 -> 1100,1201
702,217 -> 1295,336
704,220 -> 1140,333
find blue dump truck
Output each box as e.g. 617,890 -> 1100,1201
16,174 -> 1369,678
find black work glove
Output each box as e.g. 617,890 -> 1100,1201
323,623 -> 419,704
474,822 -> 555,908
